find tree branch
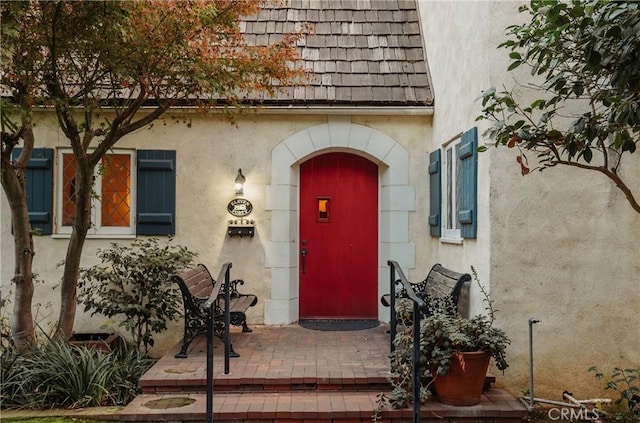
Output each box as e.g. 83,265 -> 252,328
555,159 -> 640,213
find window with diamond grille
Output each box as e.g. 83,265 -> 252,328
61,153 -> 77,226
101,154 -> 131,227
58,150 -> 134,235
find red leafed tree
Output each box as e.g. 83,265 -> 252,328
1,0 -> 305,353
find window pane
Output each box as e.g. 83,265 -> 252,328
455,143 -> 461,230
317,197 -> 330,221
62,154 -> 77,226
446,148 -> 453,229
101,154 -> 131,227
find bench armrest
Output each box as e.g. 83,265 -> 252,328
219,278 -> 250,298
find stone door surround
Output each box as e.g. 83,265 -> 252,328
264,116 -> 415,324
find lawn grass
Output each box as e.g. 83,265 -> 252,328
3,418 -> 124,423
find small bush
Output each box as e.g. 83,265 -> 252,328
590,366 -> 640,420
78,237 -> 196,355
108,340 -> 155,406
1,339 -> 154,409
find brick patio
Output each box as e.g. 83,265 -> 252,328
112,323 -> 528,422
0,323 -> 528,422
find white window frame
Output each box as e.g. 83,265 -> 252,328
56,149 -> 136,237
441,140 -> 462,242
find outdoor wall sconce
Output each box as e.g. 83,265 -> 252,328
234,168 -> 246,196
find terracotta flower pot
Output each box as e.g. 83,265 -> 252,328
432,350 -> 491,406
69,332 -> 121,352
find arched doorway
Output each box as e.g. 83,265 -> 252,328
299,152 -> 378,319
264,117 -> 416,324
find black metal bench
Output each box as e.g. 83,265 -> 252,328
382,263 -> 471,333
172,263 -> 258,358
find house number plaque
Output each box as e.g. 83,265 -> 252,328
227,198 -> 253,217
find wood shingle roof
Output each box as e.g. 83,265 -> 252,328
244,0 -> 433,107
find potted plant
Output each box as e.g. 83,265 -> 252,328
387,266 -> 510,408
423,266 -> 509,405
69,331 -> 122,352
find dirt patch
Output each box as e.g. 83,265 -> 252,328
142,397 -> 197,409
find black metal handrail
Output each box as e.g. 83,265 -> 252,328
205,262 -> 232,423
387,260 -> 426,423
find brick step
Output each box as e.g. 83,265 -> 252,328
140,372 -> 496,394
117,389 -> 527,423
141,369 -> 389,393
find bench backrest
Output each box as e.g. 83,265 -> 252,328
424,263 -> 471,318
172,263 -> 217,300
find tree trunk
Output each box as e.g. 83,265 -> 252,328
1,129 -> 36,354
56,160 -> 93,340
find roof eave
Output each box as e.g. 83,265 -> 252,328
23,102 -> 434,116
247,104 -> 434,116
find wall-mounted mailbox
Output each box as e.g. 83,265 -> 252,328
228,219 -> 255,237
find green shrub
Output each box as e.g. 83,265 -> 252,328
1,339 -> 154,409
78,237 -> 196,354
1,344 -> 30,407
590,366 -> 640,420
107,340 -> 155,406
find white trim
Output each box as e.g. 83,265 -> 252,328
441,131 -> 463,148
439,236 -> 463,245
264,117 -> 415,324
442,141 -> 461,239
55,149 -> 135,236
32,104 -> 435,116
51,234 -> 136,240
250,105 -> 434,116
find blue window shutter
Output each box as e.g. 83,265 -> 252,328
428,149 -> 441,237
12,148 -> 53,235
458,127 -> 478,239
136,150 -> 176,235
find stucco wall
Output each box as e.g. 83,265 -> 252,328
419,0 -> 639,399
417,0 -> 495,315
0,110 -> 432,356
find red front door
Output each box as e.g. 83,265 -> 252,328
299,152 -> 378,319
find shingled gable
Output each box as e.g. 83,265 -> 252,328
243,0 -> 433,107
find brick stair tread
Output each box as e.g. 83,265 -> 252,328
116,389 -> 527,422
140,372 -> 495,393
141,375 -> 391,393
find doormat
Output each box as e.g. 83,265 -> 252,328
298,319 -> 380,331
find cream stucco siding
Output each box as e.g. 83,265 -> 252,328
0,110 -> 432,355
2,0 -> 637,401
417,0 -> 494,316
419,0 -> 639,399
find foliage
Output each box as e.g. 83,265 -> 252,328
1,338 -> 153,410
1,0 -> 306,348
383,318 -> 433,409
589,366 -> 640,419
1,291 -> 13,351
102,340 -> 155,406
382,266 -> 509,410
78,237 -> 196,355
1,285 -> 56,354
2,419 -> 101,423
477,0 -> 640,213
2,419 -> 94,423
